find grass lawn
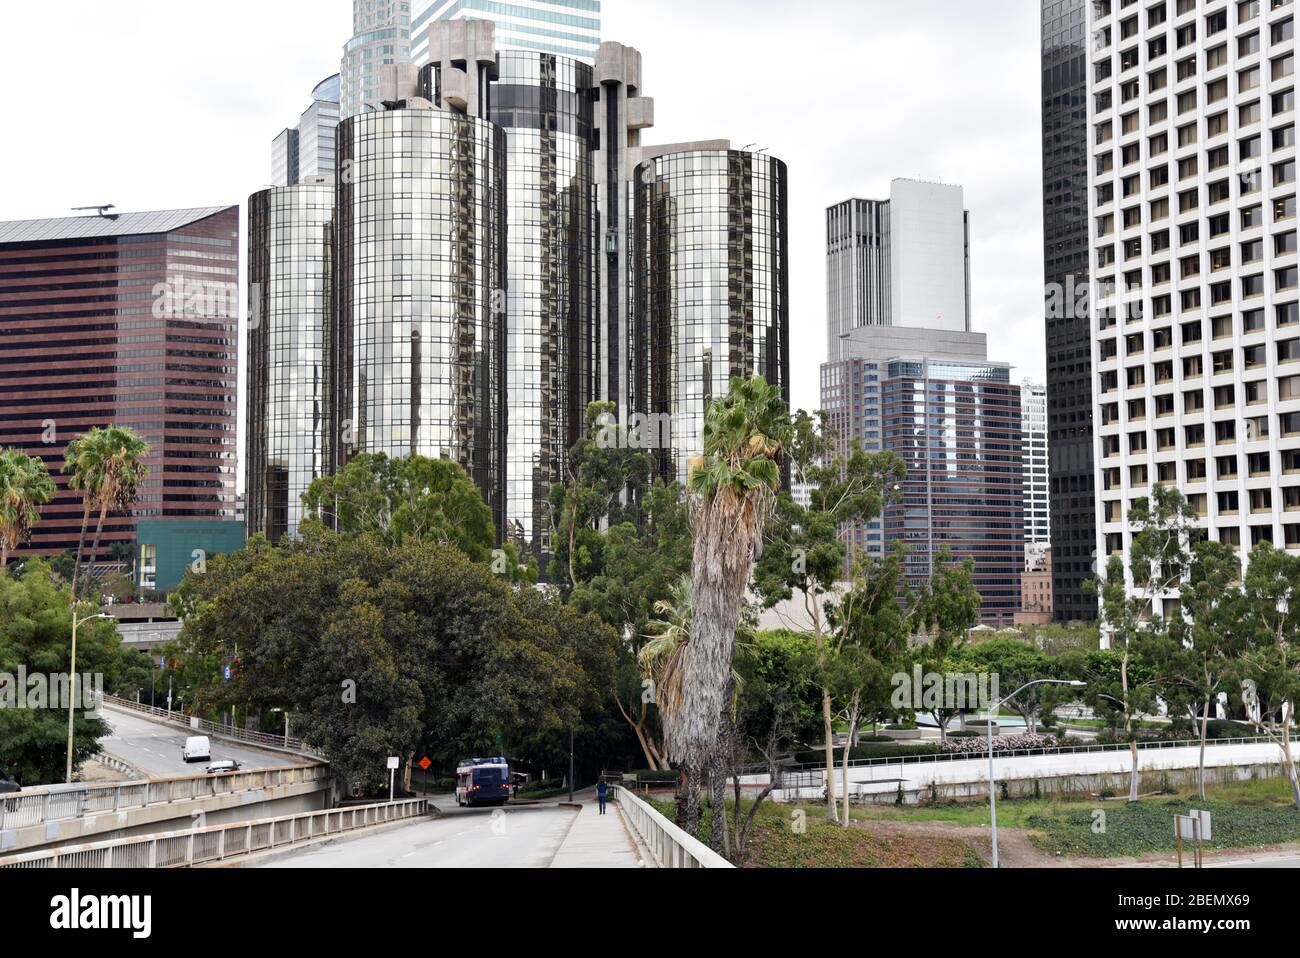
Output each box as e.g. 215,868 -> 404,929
645,776 -> 1300,866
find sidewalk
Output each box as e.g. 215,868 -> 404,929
549,798 -> 648,868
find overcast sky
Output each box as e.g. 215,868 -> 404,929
0,0 -> 1044,422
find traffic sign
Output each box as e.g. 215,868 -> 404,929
419,757 -> 432,771
387,756 -> 400,770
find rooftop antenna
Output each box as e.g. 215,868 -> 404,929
72,204 -> 118,220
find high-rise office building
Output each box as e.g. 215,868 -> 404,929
1087,0 -> 1298,605
821,324 -> 1003,587
882,356 -> 1024,625
271,75 -> 342,188
247,182 -> 335,543
1022,379 -> 1052,552
489,49 -> 599,564
636,147 -> 790,484
1042,0 -> 1097,620
410,0 -> 601,66
0,207 -> 241,565
340,0 -> 412,120
335,68 -> 508,532
826,179 -> 972,361
251,24 -> 790,569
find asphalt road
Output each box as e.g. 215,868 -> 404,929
98,705 -> 301,778
256,805 -> 580,868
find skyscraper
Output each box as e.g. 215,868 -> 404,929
0,207 -> 241,565
826,179 -> 972,361
247,182 -> 335,543
1022,379 -> 1052,554
410,0 -> 602,66
1087,0 -> 1299,605
271,75 -> 341,187
340,0 -> 412,120
636,147 -> 790,484
1041,0 -> 1097,620
335,70 -> 508,533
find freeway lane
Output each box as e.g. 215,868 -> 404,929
257,805 -> 581,868
98,705 -> 300,778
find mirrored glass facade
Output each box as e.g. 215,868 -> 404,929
335,109 -> 507,531
635,150 -> 790,484
489,51 -> 598,566
247,184 -> 335,543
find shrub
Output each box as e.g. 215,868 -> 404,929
939,733 -> 1061,755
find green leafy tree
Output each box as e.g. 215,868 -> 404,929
1238,543 -> 1300,809
0,561 -> 152,785
0,450 -> 56,573
301,453 -> 536,578
1092,484 -> 1195,802
754,408 -> 905,822
166,528 -> 616,795
958,638 -> 1057,733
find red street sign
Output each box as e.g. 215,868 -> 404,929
419,757 -> 432,771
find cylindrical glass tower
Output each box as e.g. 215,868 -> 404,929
247,183 -> 336,543
489,51 -> 598,569
635,149 -> 790,485
335,108 -> 508,533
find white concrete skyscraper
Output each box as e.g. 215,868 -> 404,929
409,0 -> 601,66
340,0 -> 412,119
826,179 -> 972,360
1087,0 -> 1298,601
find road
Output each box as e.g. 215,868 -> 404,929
98,705 -> 300,778
257,805 -> 581,868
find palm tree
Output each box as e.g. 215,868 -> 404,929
63,426 -> 149,596
0,450 -> 56,574
667,375 -> 790,835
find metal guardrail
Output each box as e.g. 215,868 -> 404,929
784,734 -> 1300,774
0,764 -> 330,831
102,694 -> 326,759
612,786 -> 733,869
0,798 -> 431,869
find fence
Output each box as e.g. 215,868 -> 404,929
612,786 -> 733,869
0,764 -> 330,831
0,798 -> 431,869
102,694 -> 325,759
783,734 -> 1300,775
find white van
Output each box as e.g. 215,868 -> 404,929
182,736 -> 211,763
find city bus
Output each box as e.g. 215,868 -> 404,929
455,757 -> 511,807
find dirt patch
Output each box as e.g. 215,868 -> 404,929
850,819 -> 1068,868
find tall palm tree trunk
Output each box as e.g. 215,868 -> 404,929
70,497 -> 94,596
83,500 -> 111,598
668,489 -> 764,835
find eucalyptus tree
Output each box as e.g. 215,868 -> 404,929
753,409 -> 905,821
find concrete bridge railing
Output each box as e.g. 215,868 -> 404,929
613,786 -> 733,868
0,798 -> 431,869
0,764 -> 330,832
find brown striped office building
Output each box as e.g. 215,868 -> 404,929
0,207 -> 240,568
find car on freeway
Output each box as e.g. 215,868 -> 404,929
205,760 -> 242,775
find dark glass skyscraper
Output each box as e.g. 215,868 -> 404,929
335,107 -> 508,532
635,149 -> 789,484
247,183 -> 335,543
1041,0 -> 1096,620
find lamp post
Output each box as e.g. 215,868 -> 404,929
986,678 -> 1086,868
67,605 -> 111,783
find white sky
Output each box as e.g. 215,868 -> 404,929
0,0 -> 1046,457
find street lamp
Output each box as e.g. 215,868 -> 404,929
67,605 -> 111,783
986,678 -> 1086,869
